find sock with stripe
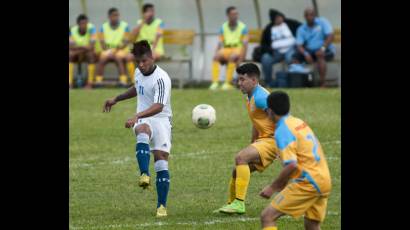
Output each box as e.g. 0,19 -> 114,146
155,160 -> 170,208
136,133 -> 150,175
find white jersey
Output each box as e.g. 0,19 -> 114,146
270,22 -> 296,54
134,65 -> 172,118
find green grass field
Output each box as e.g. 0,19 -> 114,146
69,88 -> 340,230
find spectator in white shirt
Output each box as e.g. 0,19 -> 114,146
261,12 -> 297,87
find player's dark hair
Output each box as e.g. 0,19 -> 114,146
108,7 -> 118,16
226,6 -> 236,15
267,91 -> 290,116
236,63 -> 260,79
143,3 -> 154,13
132,40 -> 152,57
76,14 -> 88,24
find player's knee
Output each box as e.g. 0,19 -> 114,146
154,159 -> 168,172
154,150 -> 169,161
135,124 -> 151,136
235,153 -> 247,165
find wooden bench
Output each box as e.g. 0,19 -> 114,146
247,27 -> 341,86
160,29 -> 195,89
248,29 -> 262,44
243,29 -> 262,63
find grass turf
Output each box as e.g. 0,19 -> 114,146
69,88 -> 340,229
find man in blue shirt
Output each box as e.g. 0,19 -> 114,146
294,8 -> 335,87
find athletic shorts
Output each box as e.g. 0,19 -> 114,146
133,116 -> 172,153
271,182 -> 330,222
251,137 -> 279,172
100,48 -> 130,59
218,47 -> 242,60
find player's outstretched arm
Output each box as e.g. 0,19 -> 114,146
259,162 -> 297,199
103,86 -> 137,112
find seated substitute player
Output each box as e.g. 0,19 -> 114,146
102,40 -> 172,217
209,6 -> 249,90
215,63 -> 279,214
259,91 -> 332,230
69,14 -> 97,89
130,3 -> 165,61
95,8 -> 135,86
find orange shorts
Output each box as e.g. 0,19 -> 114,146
100,48 -> 130,59
218,47 -> 242,60
271,182 -> 330,222
251,138 -> 279,172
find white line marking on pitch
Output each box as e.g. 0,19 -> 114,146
70,140 -> 340,168
70,211 -> 339,229
70,153 -> 340,169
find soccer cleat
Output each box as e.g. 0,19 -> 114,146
219,199 -> 245,214
156,205 -> 167,217
221,82 -> 234,90
209,82 -> 219,90
138,173 -> 150,189
212,203 -> 231,213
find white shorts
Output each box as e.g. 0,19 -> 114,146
133,116 -> 172,153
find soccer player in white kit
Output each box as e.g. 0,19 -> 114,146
103,40 -> 172,217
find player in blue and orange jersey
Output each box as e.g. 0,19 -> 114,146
259,91 -> 331,230
215,63 -> 279,214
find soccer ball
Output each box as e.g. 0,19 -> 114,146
192,104 -> 216,129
